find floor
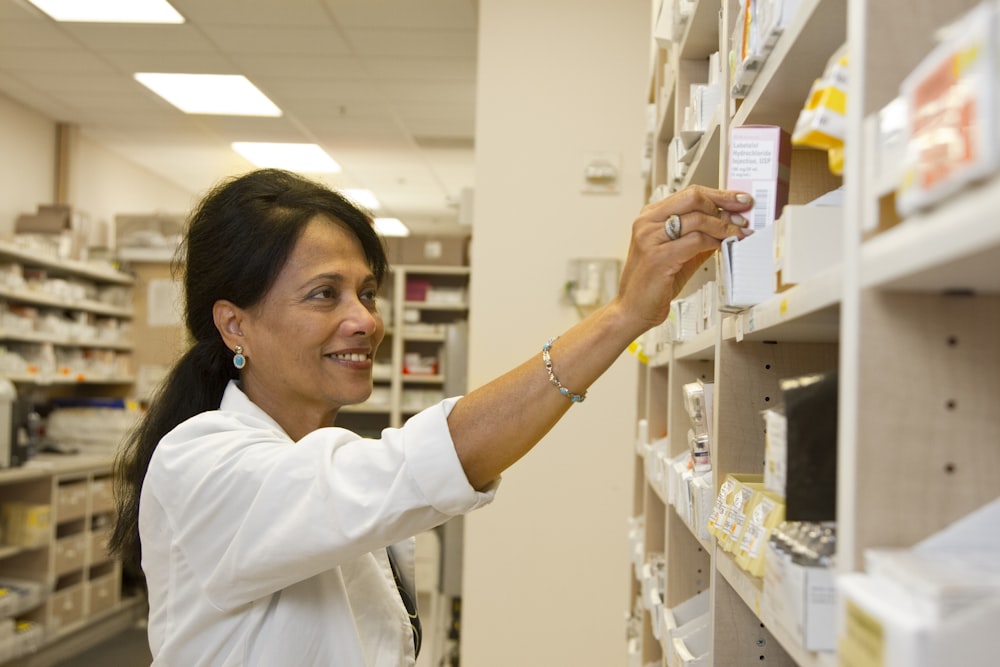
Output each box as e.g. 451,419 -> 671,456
52,625 -> 152,667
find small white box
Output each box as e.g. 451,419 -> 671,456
669,613 -> 710,667
774,204 -> 843,288
664,590 -> 710,643
760,543 -> 836,651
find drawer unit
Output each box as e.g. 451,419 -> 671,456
88,529 -> 112,566
89,477 -> 114,515
55,481 -> 88,523
49,584 -> 85,633
86,571 -> 120,617
53,533 -> 87,576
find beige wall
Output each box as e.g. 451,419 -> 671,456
463,1 -> 652,665
0,94 -> 58,237
0,93 -> 196,247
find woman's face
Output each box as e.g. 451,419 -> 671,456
236,216 -> 385,435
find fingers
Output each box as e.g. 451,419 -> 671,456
641,185 -> 755,245
675,208 -> 754,242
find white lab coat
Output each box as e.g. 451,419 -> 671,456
139,381 -> 497,666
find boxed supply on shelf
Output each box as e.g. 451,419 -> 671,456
838,498 -> 1000,666
773,200 -> 844,290
0,577 -> 48,617
735,490 -> 785,576
663,589 -> 710,645
761,535 -> 837,652
718,223 -> 776,310
398,235 -> 468,267
668,611 -> 710,667
730,0 -> 803,98
1,502 -> 50,547
781,370 -> 837,522
14,204 -> 90,262
707,473 -> 764,552
895,1 -> 1000,217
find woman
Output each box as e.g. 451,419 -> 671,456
110,168 -> 752,666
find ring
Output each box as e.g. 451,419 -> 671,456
664,214 -> 682,241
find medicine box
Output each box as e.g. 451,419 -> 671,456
774,204 -> 843,289
760,541 -> 837,652
727,125 -> 791,231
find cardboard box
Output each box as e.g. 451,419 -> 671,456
774,204 -> 843,289
399,235 -> 468,266
727,125 -> 791,231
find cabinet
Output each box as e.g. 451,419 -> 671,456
0,239 -> 139,664
629,1 -> 1000,665
0,456 -> 143,665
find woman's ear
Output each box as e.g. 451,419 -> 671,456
213,300 -> 245,352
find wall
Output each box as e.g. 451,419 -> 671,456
0,93 -> 196,247
463,1 -> 651,665
0,94 -> 58,237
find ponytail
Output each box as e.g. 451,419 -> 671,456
109,338 -> 235,573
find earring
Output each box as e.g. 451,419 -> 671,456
233,345 -> 246,370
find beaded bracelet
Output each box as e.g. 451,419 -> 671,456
542,337 -> 587,403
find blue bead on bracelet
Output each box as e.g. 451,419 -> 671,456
542,337 -> 587,403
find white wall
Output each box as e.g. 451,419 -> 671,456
0,94 -> 58,238
0,93 -> 196,246
463,1 -> 651,665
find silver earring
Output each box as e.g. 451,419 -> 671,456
233,345 -> 246,370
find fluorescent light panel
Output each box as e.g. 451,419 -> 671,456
135,73 -> 281,116
27,0 -> 184,23
374,218 -> 410,237
342,189 -> 381,210
232,142 -> 341,173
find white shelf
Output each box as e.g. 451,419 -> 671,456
0,329 -> 133,350
0,240 -> 133,286
861,175 -> 1000,293
716,550 -> 836,667
403,301 -> 468,311
721,265 -> 842,343
733,0 -> 847,132
4,373 -> 135,385
0,285 -> 133,318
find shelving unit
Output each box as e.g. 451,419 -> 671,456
0,241 -> 138,665
629,0 -> 1000,665
0,240 -> 135,392
0,456 -> 144,666
339,263 -> 470,433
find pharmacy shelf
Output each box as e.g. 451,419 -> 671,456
0,240 -> 133,286
0,285 -> 132,319
733,0 -> 847,132
5,373 -> 135,386
0,329 -> 132,350
678,0 -> 721,60
716,550 -> 837,667
720,264 -> 842,343
861,175 -> 1000,293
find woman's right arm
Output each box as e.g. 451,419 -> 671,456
447,185 -> 753,490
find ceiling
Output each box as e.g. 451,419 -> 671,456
0,0 -> 479,229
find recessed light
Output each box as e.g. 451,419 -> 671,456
26,0 -> 184,23
374,218 -> 410,237
135,73 -> 281,116
232,142 -> 342,173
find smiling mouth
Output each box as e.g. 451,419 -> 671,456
329,352 -> 370,362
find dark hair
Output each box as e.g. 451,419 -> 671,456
109,168 -> 389,573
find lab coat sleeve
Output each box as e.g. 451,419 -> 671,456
142,396 -> 497,610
